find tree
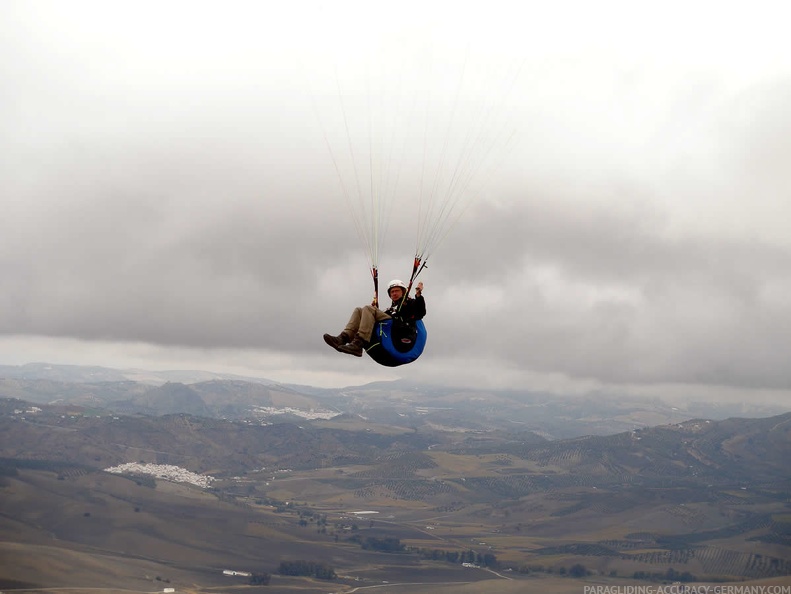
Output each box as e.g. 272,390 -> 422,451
362,537 -> 404,553
278,560 -> 336,581
569,564 -> 587,578
250,572 -> 271,585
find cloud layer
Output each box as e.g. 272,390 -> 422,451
2,1 -> 791,403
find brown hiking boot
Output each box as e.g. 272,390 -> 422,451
338,336 -> 365,357
323,332 -> 350,351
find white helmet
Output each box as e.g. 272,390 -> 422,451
387,279 -> 408,295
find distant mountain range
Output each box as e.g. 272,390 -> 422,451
1,362 -> 789,440
0,362 -> 276,385
3,390 -> 790,492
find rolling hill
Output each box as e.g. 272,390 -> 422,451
1,364 -> 791,590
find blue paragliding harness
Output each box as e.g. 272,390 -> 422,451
366,318 -> 427,367
365,258 -> 428,367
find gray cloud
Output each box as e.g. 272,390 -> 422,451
2,1 -> 791,401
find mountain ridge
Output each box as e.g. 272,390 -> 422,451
2,362 -> 790,440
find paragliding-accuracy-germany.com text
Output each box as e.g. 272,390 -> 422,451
583,585 -> 791,594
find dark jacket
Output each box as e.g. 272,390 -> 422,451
385,295 -> 426,322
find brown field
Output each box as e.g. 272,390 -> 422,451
267,390 -> 318,410
3,408 -> 791,592
312,418 -> 414,435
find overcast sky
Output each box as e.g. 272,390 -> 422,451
2,1 -> 791,405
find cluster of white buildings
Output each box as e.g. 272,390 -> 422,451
252,406 -> 339,420
13,406 -> 42,415
103,463 -> 215,488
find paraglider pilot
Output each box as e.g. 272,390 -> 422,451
324,280 -> 425,357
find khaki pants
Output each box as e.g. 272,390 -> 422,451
345,305 -> 391,342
